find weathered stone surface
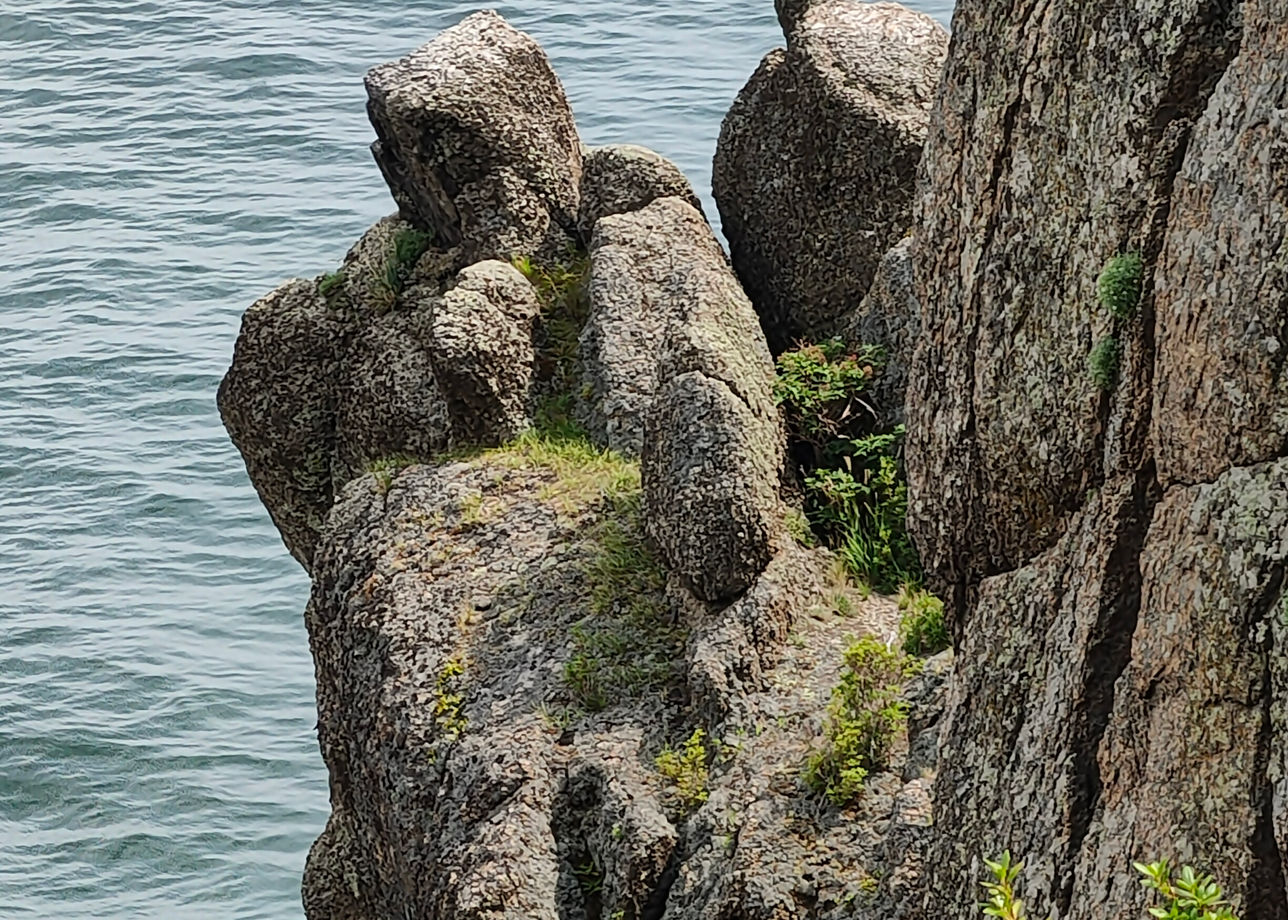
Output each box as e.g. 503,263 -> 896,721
365,12 -> 582,266
581,196 -> 756,455
1150,7 -> 1288,488
836,236 -> 919,427
429,260 -> 540,446
577,144 -> 704,242
332,308 -> 451,484
904,0 -> 1243,584
300,453 -> 944,919
580,196 -> 782,598
713,1 -> 948,352
217,278 -> 343,568
906,0 -> 1287,916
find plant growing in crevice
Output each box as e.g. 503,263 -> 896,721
318,268 -> 346,304
775,339 -> 922,592
434,657 -> 467,740
1098,252 -> 1144,320
898,585 -> 949,656
656,727 -> 710,808
1088,335 -> 1122,391
365,454 -> 421,494
803,637 -> 919,805
980,851 -> 1045,920
372,227 -> 434,312
512,248 -> 591,394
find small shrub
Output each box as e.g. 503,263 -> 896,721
805,429 -> 921,593
1097,252 -> 1143,320
804,637 -> 919,805
1136,860 -> 1241,920
656,727 -> 710,807
1089,335 -> 1122,390
433,657 -> 467,740
981,852 -> 1044,920
365,454 -> 420,494
899,586 -> 949,656
774,338 -> 882,457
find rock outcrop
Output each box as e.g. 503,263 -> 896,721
712,0 -> 948,352
577,144 -> 704,243
366,11 -> 583,266
906,0 -> 1287,917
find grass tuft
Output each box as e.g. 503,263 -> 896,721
656,727 -> 711,808
1096,252 -> 1143,320
1088,335 -> 1122,391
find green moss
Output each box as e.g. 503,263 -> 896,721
1088,335 -> 1122,390
804,637 -> 919,806
898,586 -> 949,657
656,727 -> 711,808
1097,252 -> 1143,320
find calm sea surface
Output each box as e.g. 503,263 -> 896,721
0,1 -> 952,916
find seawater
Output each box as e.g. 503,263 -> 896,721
0,1 -> 953,916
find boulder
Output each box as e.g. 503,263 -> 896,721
577,144 -> 704,242
580,196 -> 782,599
217,278 -> 343,568
364,12 -> 583,266
429,260 -> 540,446
712,1 -> 948,352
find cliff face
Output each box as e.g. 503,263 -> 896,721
907,0 -> 1287,915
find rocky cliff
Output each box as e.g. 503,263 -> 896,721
219,2 -> 1287,918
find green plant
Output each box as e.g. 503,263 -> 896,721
981,852 -> 1045,920
373,227 -> 434,311
774,338 -> 882,456
803,637 -> 919,805
1135,860 -> 1241,920
1089,335 -> 1122,390
805,429 -> 921,593
318,269 -> 346,302
573,857 -> 603,896
1098,252 -> 1144,320
899,586 -> 949,656
434,657 -> 467,739
512,249 -> 591,393
365,454 -> 420,494
656,727 -> 710,807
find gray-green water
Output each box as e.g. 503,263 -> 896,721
0,1 -> 952,916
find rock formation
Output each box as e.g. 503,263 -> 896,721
906,0 -> 1287,916
219,2 -> 1288,918
712,0 -> 948,353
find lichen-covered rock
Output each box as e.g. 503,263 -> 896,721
905,0 -> 1286,916
217,278 -> 343,568
332,308 -> 451,483
577,144 -> 704,242
713,1 -> 948,352
579,196 -> 782,599
365,11 -> 583,266
644,372 -> 779,602
300,447 -> 942,920
429,260 -> 540,446
836,236 -> 919,427
581,196 -> 760,455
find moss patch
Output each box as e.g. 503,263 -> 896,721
1097,252 -> 1143,320
1088,335 -> 1122,391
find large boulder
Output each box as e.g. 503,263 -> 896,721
365,12 -> 583,266
713,0 -> 948,353
905,0 -> 1286,916
580,196 -> 783,600
577,144 -> 704,242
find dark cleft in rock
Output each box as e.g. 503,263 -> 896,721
713,0 -> 948,353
